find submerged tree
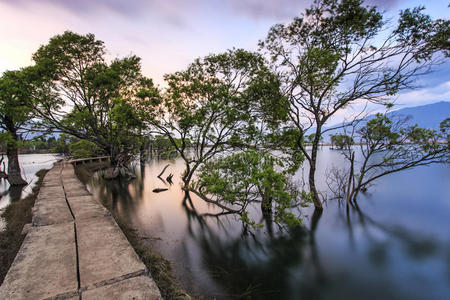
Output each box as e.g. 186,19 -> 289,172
193,149 -> 304,227
0,68 -> 37,185
144,49 -> 306,226
330,134 -> 354,150
32,31 -> 159,170
148,49 -> 292,187
327,113 -> 449,206
260,0 -> 450,209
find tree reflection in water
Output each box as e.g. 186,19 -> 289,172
182,192 -> 327,299
85,160 -> 450,300
7,185 -> 24,202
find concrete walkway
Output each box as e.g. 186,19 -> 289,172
0,161 -> 161,299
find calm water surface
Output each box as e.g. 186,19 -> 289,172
0,153 -> 59,230
86,147 -> 450,299
0,153 -> 59,210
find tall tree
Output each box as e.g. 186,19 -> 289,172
0,68 -> 36,185
146,49 -> 304,226
147,49 -> 293,187
32,31 -> 159,167
260,0 -> 449,209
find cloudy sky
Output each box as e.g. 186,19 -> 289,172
0,0 -> 448,115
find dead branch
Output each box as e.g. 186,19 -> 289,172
157,164 -> 170,178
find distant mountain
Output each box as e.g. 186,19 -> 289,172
384,101 -> 450,130
322,101 -> 450,142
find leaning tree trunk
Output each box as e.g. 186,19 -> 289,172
6,132 -> 27,186
345,152 -> 355,207
309,136 -> 323,210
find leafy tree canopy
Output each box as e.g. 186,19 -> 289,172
330,133 -> 354,150
149,49 -> 294,185
32,31 -> 160,166
194,149 -> 304,227
0,67 -> 39,185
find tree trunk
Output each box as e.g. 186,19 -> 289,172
309,138 -> 323,210
8,184 -> 25,201
182,163 -> 191,187
345,152 -> 355,207
261,195 -> 273,215
182,160 -> 201,187
6,132 -> 27,186
262,202 -> 274,237
139,143 -> 146,164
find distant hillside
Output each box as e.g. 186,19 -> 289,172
385,101 -> 450,130
322,101 -> 450,142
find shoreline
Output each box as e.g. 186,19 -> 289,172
0,168 -> 49,285
73,162 -> 192,299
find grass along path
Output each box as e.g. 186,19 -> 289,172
0,169 -> 49,285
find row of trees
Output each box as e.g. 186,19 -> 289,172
0,134 -> 75,154
1,0 -> 448,226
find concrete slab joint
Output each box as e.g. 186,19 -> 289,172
0,161 -> 162,299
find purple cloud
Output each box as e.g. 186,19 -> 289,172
1,0 -> 145,16
2,0 -> 401,21
225,0 -> 402,20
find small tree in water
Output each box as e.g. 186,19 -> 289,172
330,134 -> 354,150
327,113 -> 449,206
193,150 -> 305,227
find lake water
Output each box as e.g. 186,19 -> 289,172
0,153 -> 60,211
85,147 -> 450,299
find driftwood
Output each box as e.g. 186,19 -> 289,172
166,173 -> 173,184
157,164 -> 170,178
152,188 -> 169,193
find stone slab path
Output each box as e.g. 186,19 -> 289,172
0,161 -> 161,299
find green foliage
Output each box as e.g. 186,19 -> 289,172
330,134 -> 354,150
69,139 -> 100,158
151,49 -> 290,185
0,132 -> 12,147
195,150 -> 303,227
264,127 -> 305,174
395,6 -> 450,60
0,67 -> 39,184
50,134 -> 71,154
150,135 -> 185,158
32,31 -> 160,164
306,134 -> 316,144
0,68 -> 35,133
300,190 -> 314,203
361,114 -> 400,146
440,118 -> 450,143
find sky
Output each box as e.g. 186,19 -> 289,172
0,0 -> 449,118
